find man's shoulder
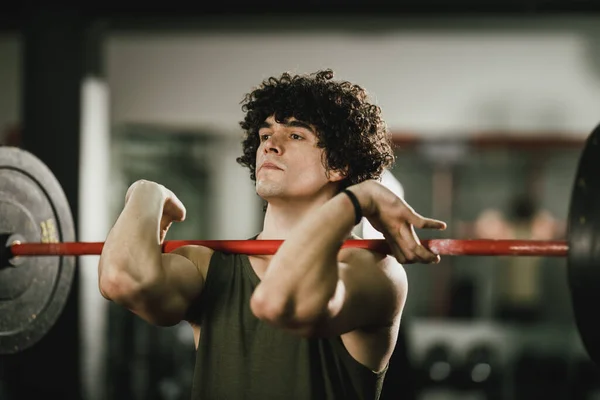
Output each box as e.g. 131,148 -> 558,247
339,237 -> 406,285
170,244 -> 215,279
340,234 -> 392,262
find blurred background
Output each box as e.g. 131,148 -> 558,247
1,4 -> 600,399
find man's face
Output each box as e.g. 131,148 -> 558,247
255,116 -> 342,201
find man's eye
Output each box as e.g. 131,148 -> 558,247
291,134 -> 302,140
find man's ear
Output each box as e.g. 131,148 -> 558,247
327,166 -> 348,183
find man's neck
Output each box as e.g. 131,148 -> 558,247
257,195 -> 334,241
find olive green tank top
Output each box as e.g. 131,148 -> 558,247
187,250 -> 388,400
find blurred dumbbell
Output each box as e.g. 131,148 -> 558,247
458,343 -> 502,397
419,343 -> 455,389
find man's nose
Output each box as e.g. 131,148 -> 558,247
263,134 -> 283,154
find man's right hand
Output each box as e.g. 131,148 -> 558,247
349,180 -> 446,264
125,180 -> 186,243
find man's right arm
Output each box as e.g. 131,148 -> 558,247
98,181 -> 212,327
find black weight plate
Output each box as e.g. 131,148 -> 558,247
567,122 -> 600,366
0,146 -> 75,354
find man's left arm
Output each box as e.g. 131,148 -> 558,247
250,180 -> 445,336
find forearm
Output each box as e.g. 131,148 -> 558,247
251,183 -> 373,326
98,183 -> 166,302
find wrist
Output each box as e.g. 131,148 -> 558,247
129,180 -> 166,201
345,181 -> 376,219
125,182 -> 168,217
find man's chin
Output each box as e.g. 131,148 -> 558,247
256,182 -> 284,199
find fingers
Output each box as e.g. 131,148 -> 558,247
150,184 -> 185,222
408,212 -> 447,231
390,196 -> 447,231
395,223 -> 440,264
160,213 -> 174,235
387,239 -> 408,264
370,189 -> 445,263
164,196 -> 186,222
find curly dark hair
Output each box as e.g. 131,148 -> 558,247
236,69 -> 395,190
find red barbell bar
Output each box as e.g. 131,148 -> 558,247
9,239 -> 569,258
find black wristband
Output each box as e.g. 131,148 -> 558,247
342,189 -> 362,225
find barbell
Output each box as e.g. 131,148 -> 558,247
0,123 -> 599,367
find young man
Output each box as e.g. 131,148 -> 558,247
98,69 -> 446,399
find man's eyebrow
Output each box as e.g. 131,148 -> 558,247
285,120 -> 315,133
258,121 -> 272,130
258,120 -> 315,133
